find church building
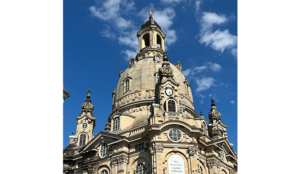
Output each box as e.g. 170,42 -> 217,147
63,10 -> 238,174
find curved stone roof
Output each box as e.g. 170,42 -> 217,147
141,16 -> 162,30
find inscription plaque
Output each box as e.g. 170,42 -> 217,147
168,155 -> 185,174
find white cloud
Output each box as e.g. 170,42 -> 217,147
183,62 -> 221,78
195,77 -> 215,92
161,0 -> 183,4
121,50 -> 137,61
118,30 -> 138,49
230,100 -> 235,104
231,48 -> 238,59
89,0 -> 138,60
195,1 -> 201,13
208,62 -> 221,71
197,12 -> 237,56
89,0 -> 134,29
101,27 -> 116,39
182,69 -> 191,77
200,29 -> 237,52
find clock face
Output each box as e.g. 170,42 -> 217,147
166,88 -> 173,96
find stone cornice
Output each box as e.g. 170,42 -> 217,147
211,138 -> 237,159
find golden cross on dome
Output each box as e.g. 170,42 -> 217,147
149,8 -> 152,17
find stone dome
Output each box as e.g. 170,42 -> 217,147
112,57 -> 194,110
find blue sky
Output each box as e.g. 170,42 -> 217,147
63,0 -> 237,152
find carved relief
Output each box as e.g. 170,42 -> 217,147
188,146 -> 198,156
154,143 -> 164,153
124,105 -> 150,114
207,159 -> 220,169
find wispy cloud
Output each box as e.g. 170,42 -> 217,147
101,26 -> 117,39
195,77 -> 215,93
195,0 -> 201,14
183,62 -> 221,78
197,12 -> 237,57
230,100 -> 236,107
89,0 -> 135,29
161,0 -> 183,4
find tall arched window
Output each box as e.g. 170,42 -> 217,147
168,100 -> 176,112
79,134 -> 86,146
113,117 -> 120,131
136,163 -> 146,174
125,79 -> 129,92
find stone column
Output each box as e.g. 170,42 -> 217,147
138,37 -> 141,52
207,158 -> 220,174
188,146 -> 198,174
118,155 -> 128,174
150,143 -> 164,174
156,144 -> 164,174
111,157 -> 118,174
161,39 -> 165,51
150,30 -> 154,48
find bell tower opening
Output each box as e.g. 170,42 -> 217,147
142,33 -> 150,48
157,34 -> 162,48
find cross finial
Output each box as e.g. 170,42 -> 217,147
149,8 -> 152,17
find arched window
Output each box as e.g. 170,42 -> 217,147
168,100 -> 176,112
100,143 -> 109,158
124,79 -> 129,92
157,34 -> 162,48
101,169 -> 108,174
113,117 -> 120,131
136,163 -> 146,174
79,134 -> 86,146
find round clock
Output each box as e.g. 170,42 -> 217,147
166,88 -> 173,96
